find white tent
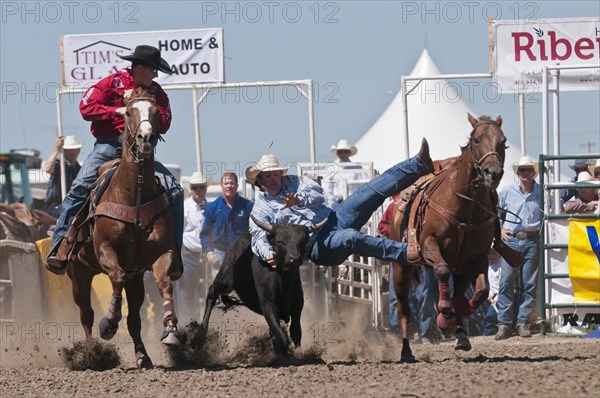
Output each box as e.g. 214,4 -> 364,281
353,49 -> 526,189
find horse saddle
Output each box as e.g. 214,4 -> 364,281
394,172 -> 441,265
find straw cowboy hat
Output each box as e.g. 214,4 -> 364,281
63,135 -> 83,150
588,159 -> 600,177
330,139 -> 358,156
567,158 -> 592,171
118,45 -> 173,75
575,171 -> 595,184
511,156 -> 539,178
189,171 -> 207,185
245,154 -> 288,185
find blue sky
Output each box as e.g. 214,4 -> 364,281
1,1 -> 599,180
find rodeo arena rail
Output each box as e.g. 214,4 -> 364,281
539,153 -> 600,335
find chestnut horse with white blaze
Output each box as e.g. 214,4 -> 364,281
391,114 -> 508,362
67,88 -> 181,368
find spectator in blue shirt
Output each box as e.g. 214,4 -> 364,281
495,156 -> 541,340
245,139 -> 433,269
200,172 -> 253,279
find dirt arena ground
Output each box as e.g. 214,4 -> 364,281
1,301 -> 599,398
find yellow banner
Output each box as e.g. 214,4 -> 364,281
568,220 -> 600,303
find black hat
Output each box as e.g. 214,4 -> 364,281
119,45 -> 172,75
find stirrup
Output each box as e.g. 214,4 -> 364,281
45,237 -> 70,275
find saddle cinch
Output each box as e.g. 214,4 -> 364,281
393,163 -> 524,269
62,160 -> 169,263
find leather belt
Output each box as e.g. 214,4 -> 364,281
515,231 -> 539,240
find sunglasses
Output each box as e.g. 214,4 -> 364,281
518,168 -> 534,174
190,185 -> 207,191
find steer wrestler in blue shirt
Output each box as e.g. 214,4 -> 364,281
245,139 -> 434,268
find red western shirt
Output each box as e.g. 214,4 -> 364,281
79,68 -> 172,138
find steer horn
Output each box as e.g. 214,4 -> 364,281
250,214 -> 273,233
308,218 -> 329,234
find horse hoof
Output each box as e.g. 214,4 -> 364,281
136,354 -> 153,369
160,324 -> 182,346
99,317 -> 118,340
455,335 -> 472,351
400,354 -> 416,363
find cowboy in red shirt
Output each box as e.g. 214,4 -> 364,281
47,45 -> 184,278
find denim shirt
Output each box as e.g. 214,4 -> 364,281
498,181 -> 541,234
200,194 -> 254,253
250,174 -> 332,260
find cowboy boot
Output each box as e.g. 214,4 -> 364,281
45,234 -> 75,275
418,138 -> 434,174
167,246 -> 184,281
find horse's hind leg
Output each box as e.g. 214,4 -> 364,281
67,264 -> 97,339
125,275 -> 153,369
152,253 -> 181,346
392,261 -> 416,363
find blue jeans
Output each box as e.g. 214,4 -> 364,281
482,300 -> 499,336
497,237 -> 539,326
51,137 -> 183,249
309,156 -> 425,266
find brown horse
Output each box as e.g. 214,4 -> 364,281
0,203 -> 56,242
391,113 -> 507,362
67,88 -> 181,368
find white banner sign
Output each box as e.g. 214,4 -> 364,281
492,17 -> 600,92
61,28 -> 224,87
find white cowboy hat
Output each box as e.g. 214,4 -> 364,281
588,159 -> 600,177
511,156 -> 539,178
330,139 -> 358,156
575,171 -> 595,184
63,135 -> 83,150
245,154 -> 288,185
189,171 -> 207,185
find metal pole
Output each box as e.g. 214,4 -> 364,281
307,80 -> 316,163
401,76 -> 410,159
541,67 -> 550,216
56,88 -> 66,200
551,68 -> 561,215
192,86 -> 203,173
519,93 -> 526,156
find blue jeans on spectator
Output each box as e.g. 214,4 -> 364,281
51,137 -> 183,249
497,237 -> 539,327
482,300 -> 498,336
310,156 -> 425,266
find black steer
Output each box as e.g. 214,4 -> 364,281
199,216 -> 327,356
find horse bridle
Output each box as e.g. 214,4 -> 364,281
467,121 -> 505,180
124,96 -> 161,162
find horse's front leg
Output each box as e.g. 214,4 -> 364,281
392,261 -> 416,363
452,265 -> 489,351
421,236 -> 455,329
125,275 -> 153,369
152,252 -> 182,345
97,243 -> 125,340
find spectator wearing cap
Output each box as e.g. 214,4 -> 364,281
495,156 -> 541,340
201,172 -> 253,280
323,139 -> 370,208
174,172 -> 208,322
46,45 -> 184,278
245,139 -> 434,269
560,158 -> 594,205
563,171 -> 599,214
43,135 -> 82,217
